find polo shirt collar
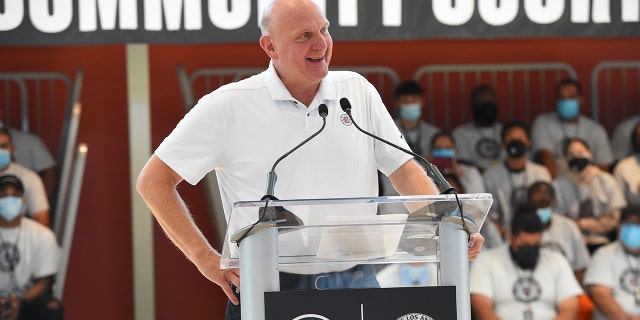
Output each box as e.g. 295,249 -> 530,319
264,61 -> 337,105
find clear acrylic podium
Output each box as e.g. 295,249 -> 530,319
221,193 -> 492,320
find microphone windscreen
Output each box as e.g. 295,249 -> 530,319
318,104 -> 328,118
339,98 -> 352,113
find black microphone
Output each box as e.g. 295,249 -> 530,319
263,103 -> 329,200
339,97 -> 454,194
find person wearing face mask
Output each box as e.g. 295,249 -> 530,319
483,121 -> 551,237
0,129 -> 49,228
614,121 -> 640,208
392,81 -> 440,158
527,182 -> 590,283
452,84 -> 503,171
470,205 -> 582,320
584,206 -> 640,320
428,132 -> 485,194
0,175 -> 62,320
553,138 -> 626,253
531,78 -> 613,178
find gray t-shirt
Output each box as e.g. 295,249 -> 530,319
394,119 -> 440,158
531,113 -> 613,166
8,128 -> 56,173
452,122 -> 503,170
542,214 -> 590,271
483,161 -> 552,232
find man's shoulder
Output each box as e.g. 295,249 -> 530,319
616,155 -> 639,170
578,115 -> 607,132
3,162 -> 39,179
452,122 -> 474,135
22,218 -> 57,242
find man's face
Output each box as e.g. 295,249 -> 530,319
509,231 -> 542,249
528,187 -> 553,209
395,94 -> 423,108
0,134 -> 13,154
503,127 -> 530,149
260,1 -> 333,90
557,84 -> 581,101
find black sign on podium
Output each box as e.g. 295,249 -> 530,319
265,286 -> 456,320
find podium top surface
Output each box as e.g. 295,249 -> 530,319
221,193 -> 492,271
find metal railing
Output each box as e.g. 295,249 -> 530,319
590,60 -> 640,132
413,63 -> 577,130
0,68 -> 85,300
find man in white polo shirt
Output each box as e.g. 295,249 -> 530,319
137,0 -> 484,319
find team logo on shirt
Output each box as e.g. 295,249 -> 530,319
396,313 -> 434,320
0,242 -> 20,272
619,268 -> 640,295
340,114 -> 352,126
475,137 -> 500,159
513,277 -> 541,303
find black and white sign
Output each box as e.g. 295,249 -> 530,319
264,286 -> 456,320
1,0 -> 639,45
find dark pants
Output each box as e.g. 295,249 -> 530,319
225,264 -> 379,320
18,294 -> 64,320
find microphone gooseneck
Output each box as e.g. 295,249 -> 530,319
263,103 -> 329,200
338,98 -> 454,194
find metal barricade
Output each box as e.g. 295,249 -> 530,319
590,61 -> 640,132
413,63 -> 577,130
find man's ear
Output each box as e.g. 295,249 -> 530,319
260,36 -> 277,59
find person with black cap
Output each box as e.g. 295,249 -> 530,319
584,206 -> 640,320
0,175 -> 62,320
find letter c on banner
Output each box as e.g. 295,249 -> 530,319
292,314 -> 331,320
432,0 -> 474,26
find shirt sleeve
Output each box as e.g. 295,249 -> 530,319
567,219 -> 591,270
553,251 -> 584,301
469,253 -> 495,299
33,225 -> 60,278
584,245 -> 615,287
24,170 -> 50,215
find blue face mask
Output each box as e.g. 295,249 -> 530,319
399,104 -> 422,122
0,196 -> 24,222
621,224 -> 640,250
0,149 -> 9,169
399,263 -> 430,286
431,148 -> 455,158
556,99 -> 580,120
536,207 -> 552,224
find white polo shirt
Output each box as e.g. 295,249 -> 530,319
156,62 -> 412,235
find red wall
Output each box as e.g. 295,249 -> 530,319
1,37 -> 639,320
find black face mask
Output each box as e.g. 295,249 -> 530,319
506,140 -> 527,158
473,101 -> 499,127
510,244 -> 540,270
568,157 -> 590,172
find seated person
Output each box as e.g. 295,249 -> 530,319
554,138 -> 626,252
392,81 -> 440,158
0,110 -> 56,199
0,175 -> 62,320
484,120 -> 551,237
531,78 -> 613,177
452,84 -> 503,171
470,205 -> 582,320
613,120 -> 640,208
428,131 -> 485,194
527,181 -> 590,283
584,206 -> 640,320
0,129 -> 50,227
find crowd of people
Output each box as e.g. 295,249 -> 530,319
379,78 -> 640,319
